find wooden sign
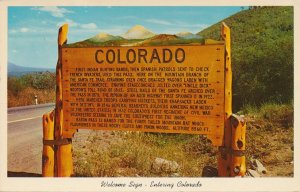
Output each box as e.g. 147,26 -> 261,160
43,23 -> 247,177
62,45 -> 225,138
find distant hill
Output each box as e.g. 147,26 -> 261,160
198,6 -> 293,109
89,32 -> 124,43
8,62 -> 55,76
150,34 -> 179,41
176,32 -> 201,39
134,34 -> 179,46
121,25 -> 156,40
133,34 -> 203,46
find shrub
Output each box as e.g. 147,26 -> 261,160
7,72 -> 56,107
242,102 -> 293,128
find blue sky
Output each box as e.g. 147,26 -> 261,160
8,6 -> 242,68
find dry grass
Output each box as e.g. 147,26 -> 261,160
73,131 -> 217,177
8,87 -> 55,108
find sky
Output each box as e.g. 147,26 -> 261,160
8,6 -> 243,68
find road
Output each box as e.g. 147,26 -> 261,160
7,103 -> 55,176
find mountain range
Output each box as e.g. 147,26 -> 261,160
88,25 -> 202,42
66,25 -> 202,47
121,25 -> 156,40
8,62 -> 55,76
176,32 -> 201,39
89,32 -> 123,43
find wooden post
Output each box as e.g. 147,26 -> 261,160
217,22 -> 232,177
218,23 -> 246,177
42,110 -> 55,177
230,114 -> 246,176
55,24 -> 74,177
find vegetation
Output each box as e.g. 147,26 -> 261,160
7,72 -> 56,107
198,6 -> 293,111
241,102 -> 294,128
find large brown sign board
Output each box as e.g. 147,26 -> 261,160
62,45 -> 225,137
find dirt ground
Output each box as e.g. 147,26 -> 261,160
245,117 -> 293,177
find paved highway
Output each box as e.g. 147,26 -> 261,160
7,103 -> 55,176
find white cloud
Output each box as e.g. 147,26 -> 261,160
32,6 -> 73,18
10,29 -> 17,34
57,19 -> 78,27
69,26 -> 128,40
9,27 -> 56,35
57,20 -> 98,31
20,28 -> 29,33
198,24 -> 209,29
80,23 -> 97,29
146,19 -> 172,26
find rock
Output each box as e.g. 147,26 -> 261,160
254,159 -> 267,174
152,157 -> 180,173
247,169 -> 260,177
245,170 -> 253,177
250,159 -> 267,174
202,166 -> 218,177
170,173 -> 180,177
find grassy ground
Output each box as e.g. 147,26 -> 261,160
72,102 -> 293,177
7,72 -> 56,108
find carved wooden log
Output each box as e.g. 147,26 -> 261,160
217,23 -> 246,177
42,110 -> 55,177
55,24 -> 74,177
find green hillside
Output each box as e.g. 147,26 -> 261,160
198,7 -> 293,110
